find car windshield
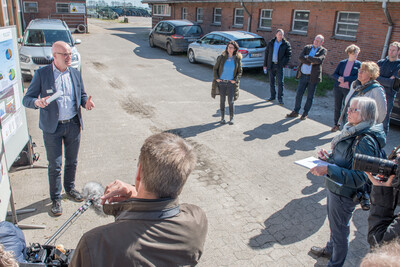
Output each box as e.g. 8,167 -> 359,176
236,38 -> 266,48
175,25 -> 203,36
23,29 -> 73,47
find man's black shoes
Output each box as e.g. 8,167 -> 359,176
66,188 -> 84,202
310,246 -> 331,259
51,199 -> 62,216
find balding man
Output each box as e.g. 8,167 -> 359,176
286,35 -> 327,120
23,41 -> 95,216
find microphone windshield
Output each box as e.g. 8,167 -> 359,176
82,182 -> 106,216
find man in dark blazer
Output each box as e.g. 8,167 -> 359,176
23,41 -> 95,216
263,29 -> 292,105
286,35 -> 327,120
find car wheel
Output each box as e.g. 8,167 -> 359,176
149,36 -> 155,48
166,42 -> 174,55
188,49 -> 196,63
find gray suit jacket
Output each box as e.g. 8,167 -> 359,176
23,64 -> 88,134
296,44 -> 327,84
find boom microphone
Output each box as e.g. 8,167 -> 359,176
82,182 -> 106,216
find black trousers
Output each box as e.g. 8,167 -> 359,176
218,81 -> 235,119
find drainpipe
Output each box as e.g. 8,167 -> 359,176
381,0 -> 393,59
240,0 -> 251,32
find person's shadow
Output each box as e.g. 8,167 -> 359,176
167,121 -> 223,138
243,118 -> 301,141
278,131 -> 332,157
212,101 -> 273,118
249,173 -> 327,250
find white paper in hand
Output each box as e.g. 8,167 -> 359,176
46,90 -> 63,104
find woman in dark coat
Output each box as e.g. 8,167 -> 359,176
331,44 -> 361,132
211,41 -> 242,125
309,96 -> 386,267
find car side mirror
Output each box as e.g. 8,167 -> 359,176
196,40 -> 201,44
74,39 -> 82,45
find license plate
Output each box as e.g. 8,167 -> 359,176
251,53 -> 262,58
187,38 -> 196,42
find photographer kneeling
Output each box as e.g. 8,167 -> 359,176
365,170 -> 400,246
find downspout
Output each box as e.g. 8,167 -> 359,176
240,0 -> 251,32
381,0 -> 393,59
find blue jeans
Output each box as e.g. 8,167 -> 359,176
383,86 -> 397,134
218,81 -> 235,119
43,116 -> 81,201
294,74 -> 318,115
268,64 -> 284,101
325,190 -> 356,267
333,86 -> 349,126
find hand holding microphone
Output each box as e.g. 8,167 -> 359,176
101,180 -> 138,205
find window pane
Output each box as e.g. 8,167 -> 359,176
215,8 -> 221,15
57,3 -> 69,13
215,16 -> 221,23
337,24 -> 358,36
236,38 -> 266,48
235,17 -> 244,25
236,9 -> 244,16
339,12 -> 359,23
295,11 -> 309,20
24,2 -> 38,12
261,10 -> 271,18
293,21 -> 308,31
261,18 -> 271,28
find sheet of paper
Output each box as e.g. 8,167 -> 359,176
294,156 -> 331,169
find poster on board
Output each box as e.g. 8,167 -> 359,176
0,121 -> 10,220
0,26 -> 29,168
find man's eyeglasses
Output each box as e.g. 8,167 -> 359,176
55,52 -> 72,58
348,107 -> 360,113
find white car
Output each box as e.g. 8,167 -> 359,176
187,31 -> 266,68
19,19 -> 82,81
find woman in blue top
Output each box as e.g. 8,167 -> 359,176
211,41 -> 242,125
331,44 -> 361,132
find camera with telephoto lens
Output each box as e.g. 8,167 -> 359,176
353,153 -> 400,190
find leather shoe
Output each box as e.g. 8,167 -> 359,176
310,246 -> 331,259
286,111 -> 299,118
66,188 -> 84,202
220,119 -> 226,124
278,101 -> 284,106
229,118 -> 234,125
300,114 -> 307,120
51,199 -> 62,216
331,125 -> 340,132
266,98 -> 275,102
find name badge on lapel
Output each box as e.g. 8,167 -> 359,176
46,89 -> 53,94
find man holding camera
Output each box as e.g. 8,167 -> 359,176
377,42 -> 400,134
69,133 -> 208,267
366,171 -> 400,246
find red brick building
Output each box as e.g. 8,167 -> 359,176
142,0 -> 400,74
21,0 -> 87,32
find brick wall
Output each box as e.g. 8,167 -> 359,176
151,1 -> 400,75
22,0 -> 86,32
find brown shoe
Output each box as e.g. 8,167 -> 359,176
286,111 -> 299,118
300,114 -> 307,120
331,125 -> 340,132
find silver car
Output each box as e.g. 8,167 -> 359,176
19,19 -> 81,81
187,31 -> 266,68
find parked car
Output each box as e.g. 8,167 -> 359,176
19,19 -> 81,81
187,31 -> 267,68
390,92 -> 400,126
149,20 -> 203,55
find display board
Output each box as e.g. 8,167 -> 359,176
0,120 -> 10,220
0,26 -> 29,169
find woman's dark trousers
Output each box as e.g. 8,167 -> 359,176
333,86 -> 349,126
218,81 -> 235,120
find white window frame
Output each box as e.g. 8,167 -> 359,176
56,3 -> 70,14
152,4 -> 171,16
24,1 -> 38,13
259,9 -> 272,29
213,8 -> 222,25
335,11 -> 360,38
196,8 -> 203,22
182,7 -> 187,19
292,10 -> 310,33
234,8 -> 244,27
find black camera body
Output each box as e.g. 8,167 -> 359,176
353,153 -> 400,189
20,243 -> 74,267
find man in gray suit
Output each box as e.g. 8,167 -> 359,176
23,41 -> 95,216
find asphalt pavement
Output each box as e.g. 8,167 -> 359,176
9,17 -> 400,267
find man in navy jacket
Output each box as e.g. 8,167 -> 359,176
23,41 -> 95,216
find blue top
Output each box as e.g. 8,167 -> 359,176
272,40 -> 282,63
53,64 -> 77,120
220,57 -> 235,80
301,46 -> 319,75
